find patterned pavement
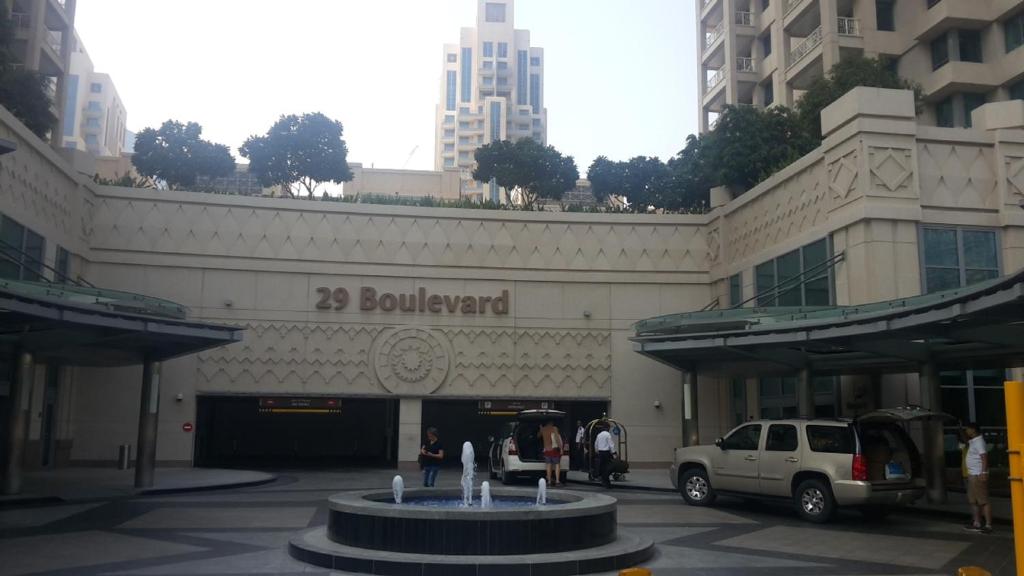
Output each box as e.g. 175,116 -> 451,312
0,469 -> 1013,575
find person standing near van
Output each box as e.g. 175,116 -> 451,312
963,422 -> 992,533
539,419 -> 564,486
420,427 -> 444,487
594,425 -> 616,489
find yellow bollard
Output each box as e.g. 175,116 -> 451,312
956,567 -> 991,576
619,569 -> 652,576
1005,380 -> 1024,576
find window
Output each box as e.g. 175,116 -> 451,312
761,32 -> 772,56
931,33 -> 949,70
763,79 -> 774,106
444,158 -> 455,168
489,101 -> 502,142
497,76 -> 508,86
483,42 -> 493,57
921,227 -> 999,293
518,109 -> 530,116
1007,12 -> 1024,53
927,0 -> 942,7
483,76 -> 493,86
876,0 -> 895,31
86,101 -> 101,112
459,106 -> 470,114
445,71 -> 457,111
806,425 -> 855,454
497,61 -> 509,70
530,56 -> 541,66
532,118 -> 541,128
55,246 -> 70,283
458,135 -> 470,144
760,375 -> 838,418
958,29 -> 983,62
443,129 -> 455,138
963,93 -> 986,127
766,424 -> 798,452
729,273 -> 742,306
731,378 -> 747,426
459,121 -> 471,129
0,215 -> 44,281
936,97 -> 954,127
459,151 -> 470,160
516,50 -> 528,105
482,61 -> 493,71
443,143 -> 454,152
460,47 -> 472,102
498,42 -> 508,58
90,82 -> 102,93
84,134 -> 98,145
754,238 -> 831,306
1012,79 -> 1024,101
723,424 -> 761,451
447,53 -> 457,63
530,73 -> 541,113
85,117 -> 100,128
444,115 -> 455,125
485,2 -> 506,22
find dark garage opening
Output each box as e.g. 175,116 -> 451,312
421,399 -> 608,468
195,395 -> 398,468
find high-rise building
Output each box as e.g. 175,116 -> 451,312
5,0 -> 77,146
434,0 -> 547,203
62,33 -> 128,158
697,0 -> 1024,132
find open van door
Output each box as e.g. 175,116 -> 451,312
856,406 -> 957,425
855,406 -> 954,487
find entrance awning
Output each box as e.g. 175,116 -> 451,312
632,269 -> 1024,376
0,279 -> 243,366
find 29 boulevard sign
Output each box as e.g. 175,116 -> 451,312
315,286 -> 510,315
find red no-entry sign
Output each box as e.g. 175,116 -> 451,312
182,422 -> 193,432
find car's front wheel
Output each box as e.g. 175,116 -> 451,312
794,478 -> 835,523
679,467 -> 716,506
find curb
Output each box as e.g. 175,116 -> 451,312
136,474 -> 278,496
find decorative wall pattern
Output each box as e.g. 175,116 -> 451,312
868,147 -> 914,196
918,143 -> 997,209
89,196 -> 707,273
828,148 -> 859,201
725,159 -> 827,263
197,322 -> 612,398
1006,156 -> 1024,202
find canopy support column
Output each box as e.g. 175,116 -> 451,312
683,370 -> 699,447
919,362 -> 946,504
797,368 -> 814,418
2,352 -> 34,495
134,360 -> 161,489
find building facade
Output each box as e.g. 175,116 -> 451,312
434,0 -> 547,203
697,0 -> 1024,132
62,33 -> 128,157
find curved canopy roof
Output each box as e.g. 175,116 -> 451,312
633,270 -> 1024,376
0,279 -> 243,366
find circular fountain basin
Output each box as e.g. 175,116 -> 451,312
289,487 -> 654,575
329,488 -> 615,555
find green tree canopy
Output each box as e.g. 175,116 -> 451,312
0,5 -> 56,139
131,120 -> 235,190
586,155 -> 675,211
797,56 -> 922,140
473,138 -> 578,208
240,112 -> 354,197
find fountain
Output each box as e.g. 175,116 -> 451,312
480,481 -> 493,509
391,475 -> 403,504
289,439 -> 653,575
461,441 -> 475,507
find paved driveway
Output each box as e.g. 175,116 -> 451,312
0,469 -> 1012,575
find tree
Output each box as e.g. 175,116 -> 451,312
131,120 -> 234,189
240,112 -> 354,197
473,138 -> 578,208
585,156 -> 621,203
797,56 -> 922,140
0,5 -> 56,138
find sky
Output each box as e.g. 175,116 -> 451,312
74,0 -> 698,173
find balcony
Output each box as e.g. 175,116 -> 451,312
735,11 -> 754,26
787,26 -> 822,70
46,29 -> 62,54
706,67 -> 726,93
736,57 -> 757,73
785,0 -> 808,16
705,21 -> 725,49
837,17 -> 860,36
11,11 -> 30,30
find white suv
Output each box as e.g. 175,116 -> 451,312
488,409 -> 569,485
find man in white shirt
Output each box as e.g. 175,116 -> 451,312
595,425 -> 616,489
574,420 -> 585,470
963,422 -> 992,534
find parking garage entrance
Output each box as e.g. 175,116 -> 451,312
420,399 -> 608,467
194,395 -> 398,468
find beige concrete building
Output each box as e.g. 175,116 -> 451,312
62,33 -> 128,158
697,0 -> 1024,131
5,0 -> 76,146
1,88 -> 1023,487
434,0 -> 547,203
344,164 -> 464,200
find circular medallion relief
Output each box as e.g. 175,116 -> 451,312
372,328 -> 451,395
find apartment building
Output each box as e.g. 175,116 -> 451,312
697,0 -> 1024,132
5,0 -> 76,146
434,0 -> 547,203
62,34 -> 127,157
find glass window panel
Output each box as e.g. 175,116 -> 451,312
776,250 -> 801,306
760,377 -> 781,397
923,228 -> 959,267
814,403 -> 837,418
926,267 -> 961,292
941,387 -> 971,423
958,30 -> 983,62
781,377 -> 797,396
22,230 -> 43,281
972,369 -> 1005,388
755,261 -> 776,306
1011,79 -> 1024,101
723,424 -> 761,450
975,389 -> 1007,427
931,33 -> 949,69
940,370 -> 968,387
761,406 -> 782,419
813,376 -> 835,395
781,405 -> 800,418
0,216 -> 24,280
962,230 -> 997,269
804,276 -> 830,306
729,273 -> 742,307
802,239 -> 828,268
965,268 -> 999,285
806,425 -> 855,453
766,424 -> 798,451
936,97 -> 954,127
1007,13 -> 1024,53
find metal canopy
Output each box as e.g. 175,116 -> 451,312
0,279 -> 243,366
632,270 -> 1024,376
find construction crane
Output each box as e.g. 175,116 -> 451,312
402,145 -> 419,169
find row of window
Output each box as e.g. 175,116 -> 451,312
0,214 -> 70,284
721,422 -> 850,454
448,50 -> 541,66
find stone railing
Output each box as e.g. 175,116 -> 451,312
736,57 -> 756,73
706,67 -> 726,92
705,21 -> 724,48
787,26 -> 822,69
837,17 -> 860,36
735,11 -> 754,26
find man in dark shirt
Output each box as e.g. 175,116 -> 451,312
420,427 -> 444,487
